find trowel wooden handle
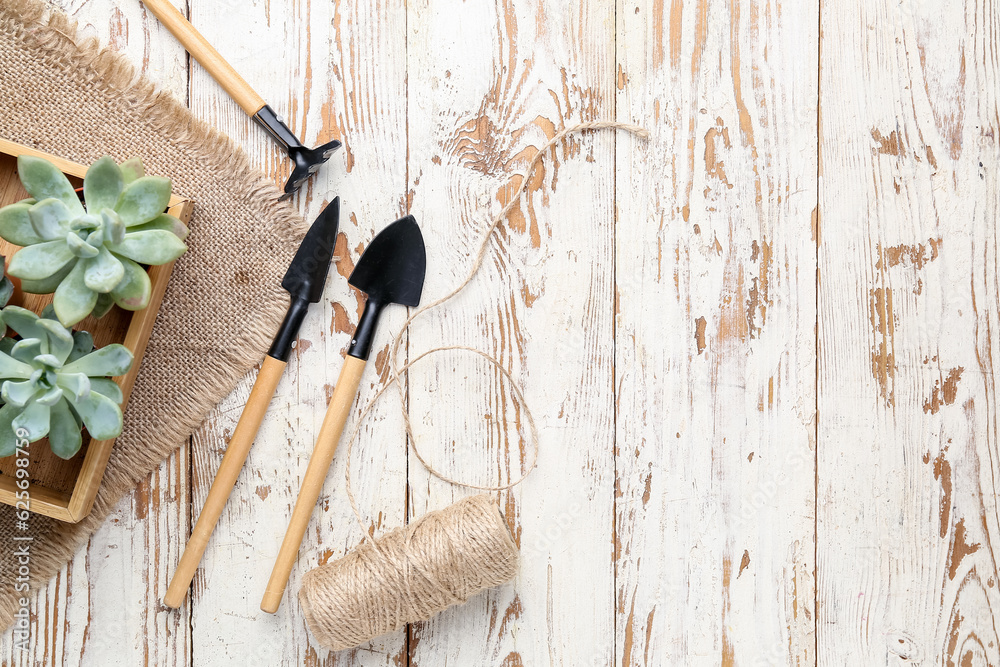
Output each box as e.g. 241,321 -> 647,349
261,355 -> 367,613
163,355 -> 286,609
142,0 -> 266,115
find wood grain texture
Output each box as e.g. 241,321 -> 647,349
615,0 -> 818,664
818,0 -> 1000,663
0,444 -> 190,667
405,1 -> 617,665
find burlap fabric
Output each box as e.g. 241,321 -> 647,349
0,0 -> 306,629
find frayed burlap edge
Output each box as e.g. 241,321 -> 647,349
0,0 -> 308,631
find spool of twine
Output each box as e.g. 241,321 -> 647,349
298,120 -> 648,652
298,494 -> 518,651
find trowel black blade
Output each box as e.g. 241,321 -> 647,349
346,215 -> 426,360
348,215 -> 426,307
268,197 -> 341,361
282,197 -> 340,303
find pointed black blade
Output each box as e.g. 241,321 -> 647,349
282,197 -> 340,303
349,215 -> 426,307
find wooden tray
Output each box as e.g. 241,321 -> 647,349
0,139 -> 193,523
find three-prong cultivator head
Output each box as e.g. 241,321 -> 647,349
253,106 -> 342,200
143,0 -> 341,199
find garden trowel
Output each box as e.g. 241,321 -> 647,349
142,0 -> 341,199
260,214 -> 426,613
163,198 -> 340,609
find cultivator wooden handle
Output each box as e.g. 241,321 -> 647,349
142,0 -> 265,115
142,0 -> 342,198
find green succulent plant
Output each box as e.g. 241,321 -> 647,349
0,306 -> 133,459
0,155 -> 189,327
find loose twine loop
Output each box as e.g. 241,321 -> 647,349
343,120 -> 650,541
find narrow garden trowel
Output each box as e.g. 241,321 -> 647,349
142,0 -> 341,199
261,214 -> 426,613
163,198 -> 341,609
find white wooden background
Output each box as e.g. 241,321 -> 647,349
1,0 -> 997,664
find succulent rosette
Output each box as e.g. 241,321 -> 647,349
0,306 -> 132,458
0,155 -> 188,326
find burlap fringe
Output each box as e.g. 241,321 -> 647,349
0,0 -> 309,630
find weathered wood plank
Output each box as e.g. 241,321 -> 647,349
0,1 -> 191,665
184,0 -> 409,664
405,1 -> 617,665
9,0 -> 1000,663
615,0 -> 818,663
818,0 -> 1000,663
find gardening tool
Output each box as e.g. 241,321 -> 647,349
162,198 -> 341,609
260,214 -> 426,613
142,0 -> 341,199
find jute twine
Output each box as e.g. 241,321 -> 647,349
300,120 -> 649,651
299,494 -> 518,651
